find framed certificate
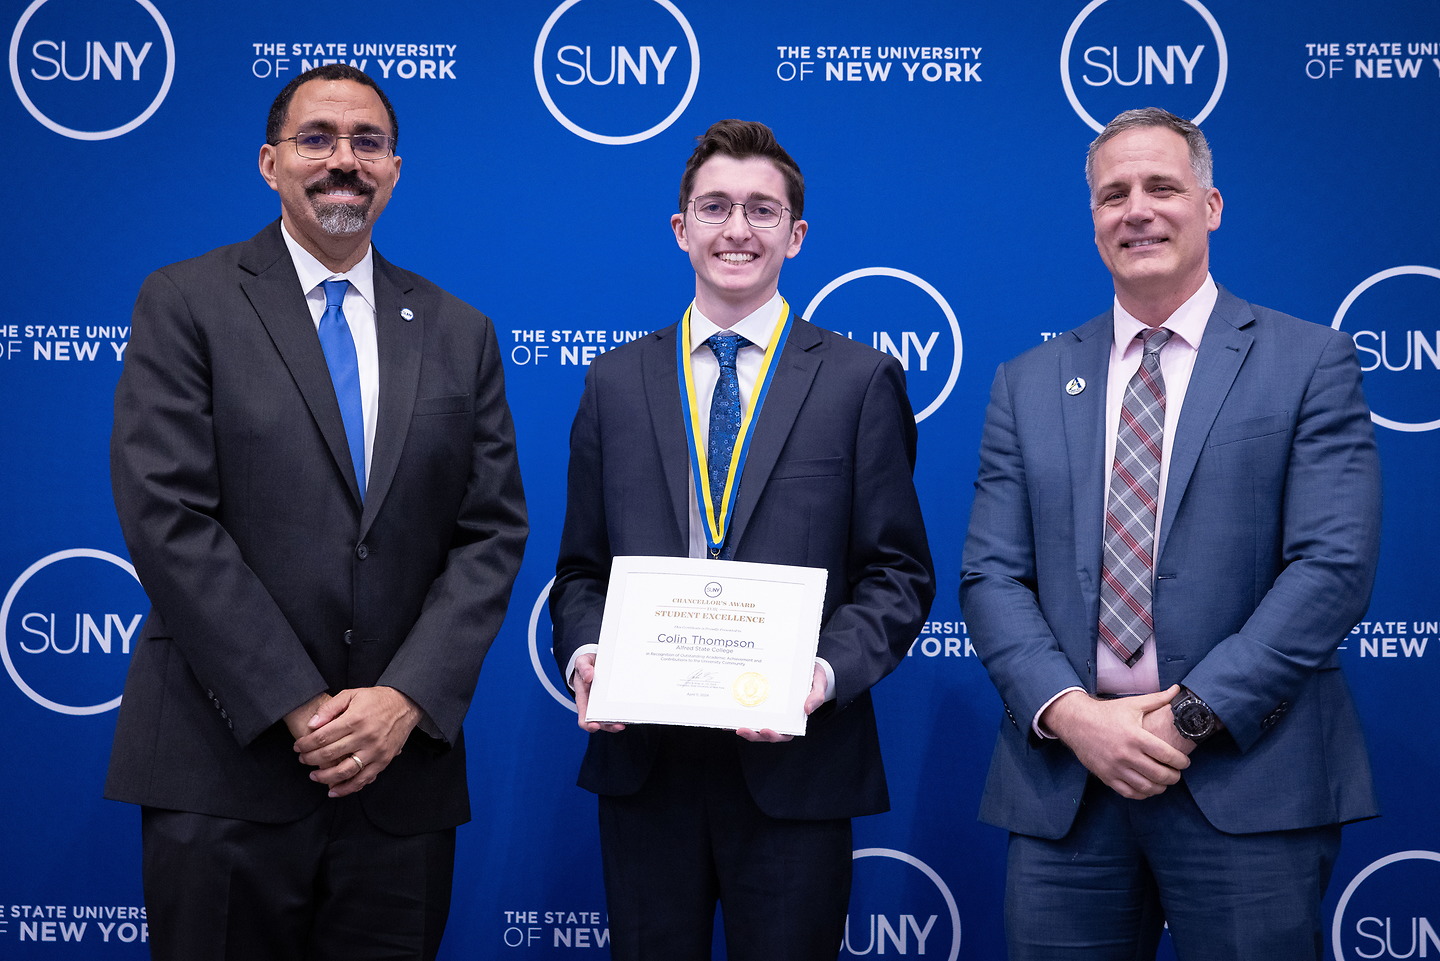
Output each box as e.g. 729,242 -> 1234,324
585,556 -> 827,735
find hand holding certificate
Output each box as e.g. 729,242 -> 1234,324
585,556 -> 827,736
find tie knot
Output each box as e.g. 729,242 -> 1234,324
705,332 -> 751,368
1140,326 -> 1173,355
322,279 -> 349,310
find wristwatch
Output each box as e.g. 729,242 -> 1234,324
1171,687 -> 1219,743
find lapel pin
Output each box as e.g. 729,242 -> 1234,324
1065,377 -> 1086,396
400,307 -> 414,321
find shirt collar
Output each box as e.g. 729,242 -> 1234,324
688,292 -> 784,353
280,222 -> 377,312
1111,273 -> 1217,354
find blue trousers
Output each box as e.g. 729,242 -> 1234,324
1005,777 -> 1341,961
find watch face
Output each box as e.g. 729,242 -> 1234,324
1176,698 -> 1215,738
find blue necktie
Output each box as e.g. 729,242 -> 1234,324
318,279 -> 366,500
706,332 -> 751,555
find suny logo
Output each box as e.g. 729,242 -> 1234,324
1332,265 -> 1440,433
2,548 -> 147,715
803,268 -> 964,423
1060,0 -> 1227,132
843,848 -> 961,959
528,577 -> 578,713
9,0 -> 175,140
1331,851 -> 1440,960
533,0 -> 700,145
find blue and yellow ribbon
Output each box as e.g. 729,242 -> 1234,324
677,300 -> 793,557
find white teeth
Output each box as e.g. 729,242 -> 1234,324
719,253 -> 755,264
1124,238 -> 1163,248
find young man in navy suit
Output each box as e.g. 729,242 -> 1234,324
108,65 -> 527,960
551,119 -> 934,961
961,107 -> 1381,960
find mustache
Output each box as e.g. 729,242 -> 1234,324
306,170 -> 374,198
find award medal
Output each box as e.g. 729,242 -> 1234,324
678,300 -> 793,558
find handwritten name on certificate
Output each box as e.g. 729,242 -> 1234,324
586,556 -> 827,735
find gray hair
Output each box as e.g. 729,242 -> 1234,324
1085,107 -> 1214,196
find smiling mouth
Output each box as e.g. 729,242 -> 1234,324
1122,238 -> 1166,249
307,173 -> 374,202
718,252 -> 756,264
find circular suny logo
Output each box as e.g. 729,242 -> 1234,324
1332,265 -> 1440,433
802,268 -> 964,424
1,549 -> 148,715
534,0 -> 700,145
843,848 -> 962,960
528,577 -> 578,713
1060,0 -> 1227,133
1331,850 -> 1440,960
9,0 -> 175,140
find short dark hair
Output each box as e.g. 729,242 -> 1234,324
677,119 -> 805,220
1085,107 -> 1212,197
266,64 -> 398,148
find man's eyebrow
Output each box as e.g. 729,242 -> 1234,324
696,190 -> 784,203
294,119 -> 389,135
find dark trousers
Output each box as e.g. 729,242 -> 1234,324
1005,777 -> 1341,961
598,727 -> 853,961
141,799 -> 455,961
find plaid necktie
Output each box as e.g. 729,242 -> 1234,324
1098,326 -> 1173,666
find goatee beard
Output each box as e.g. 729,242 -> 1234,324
313,199 -> 370,235
306,170 -> 374,235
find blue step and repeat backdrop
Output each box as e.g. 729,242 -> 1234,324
3,0 -> 1437,958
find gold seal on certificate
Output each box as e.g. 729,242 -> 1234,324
585,556 -> 827,735
731,672 -> 769,707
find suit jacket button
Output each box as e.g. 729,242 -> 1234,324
343,629 -> 353,646
355,544 -> 369,560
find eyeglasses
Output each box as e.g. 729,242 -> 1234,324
688,197 -> 791,228
272,131 -> 395,161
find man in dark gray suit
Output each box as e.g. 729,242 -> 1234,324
107,64 -> 527,960
550,119 -> 934,961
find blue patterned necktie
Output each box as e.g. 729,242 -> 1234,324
318,279 -> 366,500
705,332 -> 751,554
1099,326 -> 1173,666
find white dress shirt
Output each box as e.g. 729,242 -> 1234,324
280,223 -> 379,486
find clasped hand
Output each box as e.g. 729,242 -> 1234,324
286,687 -> 422,798
1042,685 -> 1195,800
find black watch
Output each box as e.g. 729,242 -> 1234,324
1171,687 -> 1218,743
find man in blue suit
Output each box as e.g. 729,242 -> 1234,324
551,119 -> 934,961
961,107 -> 1381,960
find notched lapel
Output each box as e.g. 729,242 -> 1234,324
725,320 -> 823,554
239,229 -> 362,506
363,255 -> 423,532
1158,294 -> 1255,558
1061,318 -> 1112,594
641,326 -> 692,549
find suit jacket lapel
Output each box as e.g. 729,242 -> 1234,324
1061,314 -> 1114,597
1157,288 -> 1254,559
726,319 -> 823,554
238,223 -> 361,506
362,251 -> 423,534
642,324 -> 693,551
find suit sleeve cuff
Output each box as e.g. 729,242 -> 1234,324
1033,686 -> 1085,739
565,644 -> 600,692
816,657 -> 836,703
